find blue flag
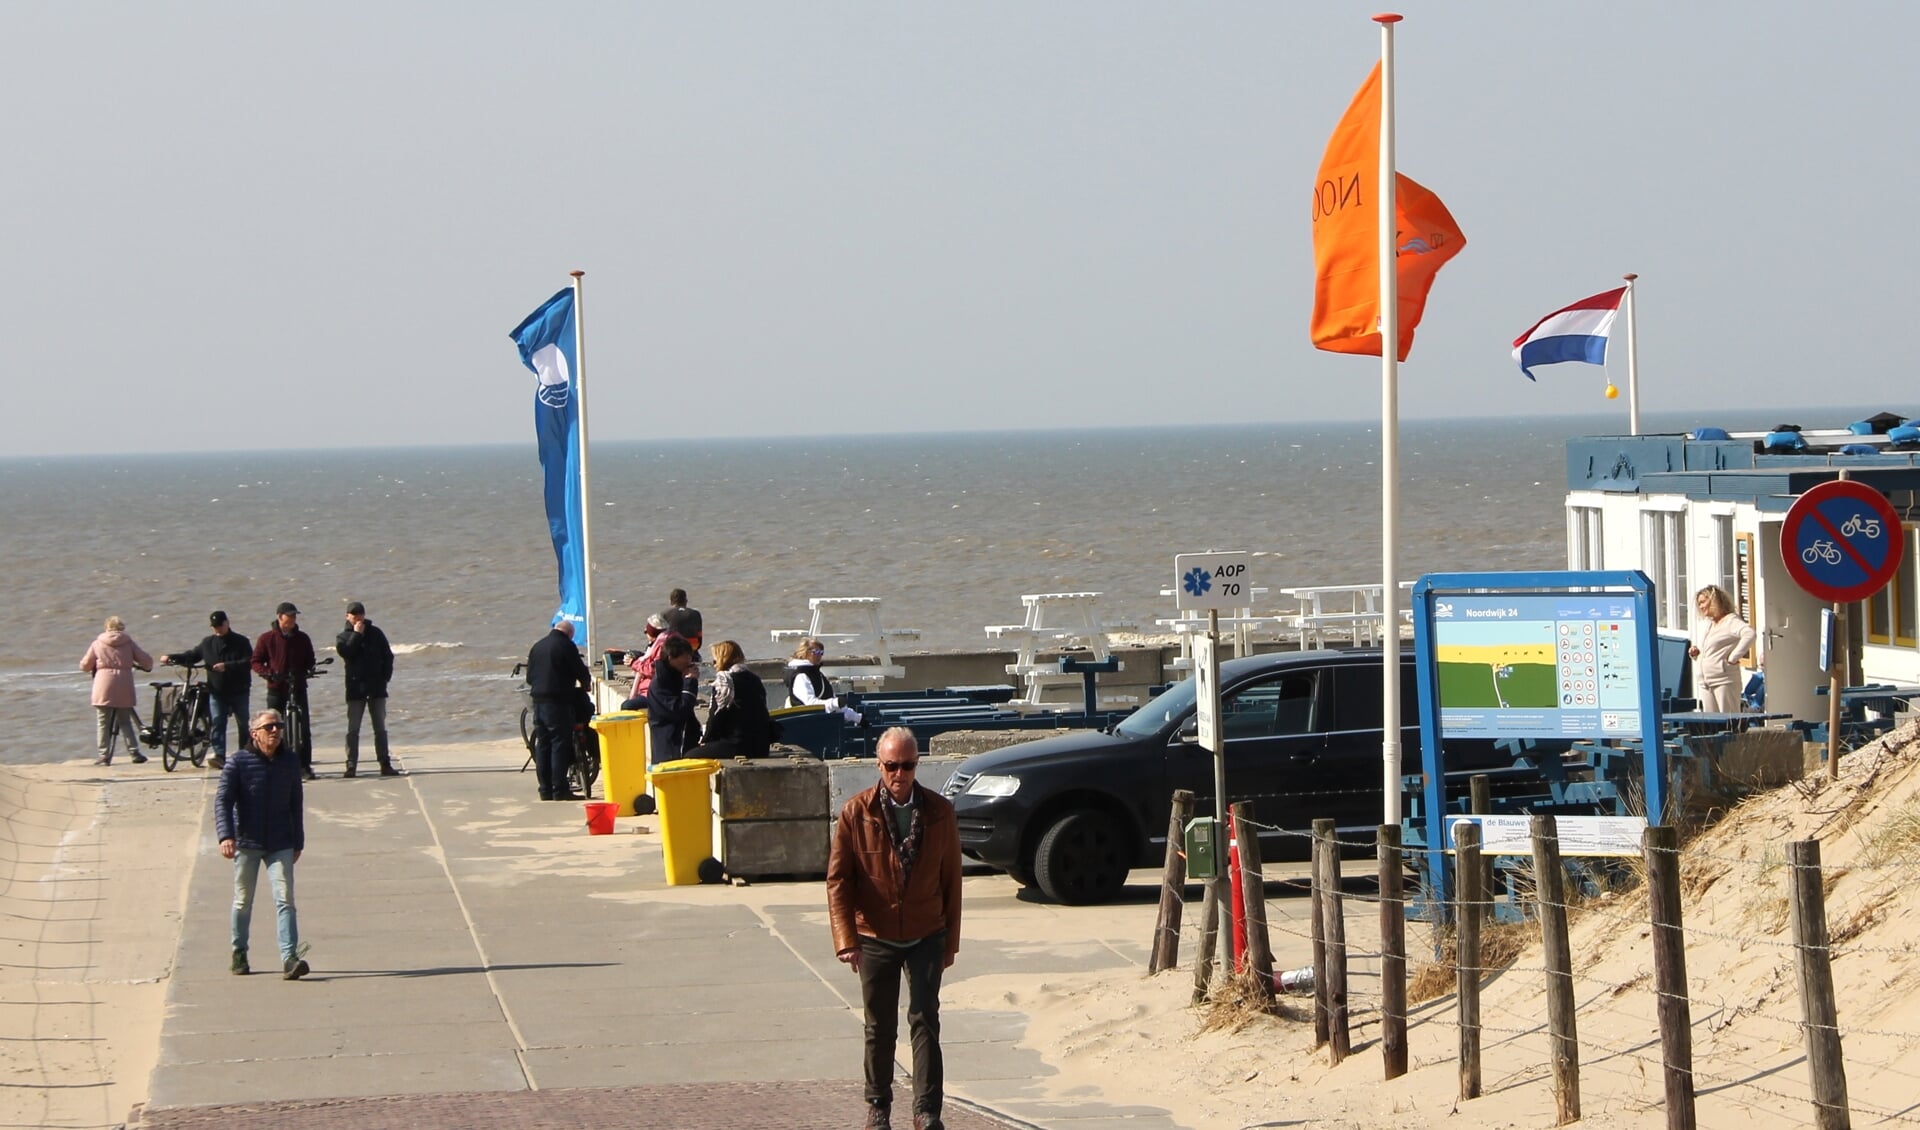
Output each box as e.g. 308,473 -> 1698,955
510,288 -> 588,650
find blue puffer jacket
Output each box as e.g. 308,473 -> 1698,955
214,746 -> 305,853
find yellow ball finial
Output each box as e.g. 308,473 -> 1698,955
1604,383 -> 1619,400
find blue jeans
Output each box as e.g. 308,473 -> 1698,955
231,848 -> 298,961
208,691 -> 249,760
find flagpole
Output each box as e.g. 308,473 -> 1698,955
1373,13 -> 1404,829
570,269 -> 596,658
1622,272 -> 1640,436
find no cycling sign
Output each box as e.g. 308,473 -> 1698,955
1780,479 -> 1904,604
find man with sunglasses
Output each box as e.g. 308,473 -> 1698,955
214,709 -> 309,980
827,727 -> 962,1130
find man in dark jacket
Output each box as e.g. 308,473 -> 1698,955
827,728 -> 963,1130
215,709 -> 308,980
252,602 -> 319,780
525,619 -> 592,801
645,636 -> 701,763
159,610 -> 252,769
335,601 -> 398,778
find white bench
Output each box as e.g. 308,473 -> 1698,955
768,597 -> 915,685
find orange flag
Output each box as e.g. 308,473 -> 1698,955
1310,63 -> 1466,361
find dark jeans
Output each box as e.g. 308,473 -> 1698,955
208,690 -> 249,761
531,700 -> 572,797
266,682 -> 311,771
858,931 -> 946,1116
344,697 -> 391,770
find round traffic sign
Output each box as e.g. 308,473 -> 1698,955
1780,480 -> 1904,603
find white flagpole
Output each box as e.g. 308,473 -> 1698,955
1622,272 -> 1640,436
1376,13 -> 1403,829
570,269 -> 596,658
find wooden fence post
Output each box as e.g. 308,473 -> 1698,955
1191,880 -> 1221,1005
1311,818 -> 1333,1046
1788,838 -> 1851,1129
1454,819 -> 1482,1101
1230,802 -> 1275,1004
1471,773 -> 1496,905
1532,815 -> 1581,1126
1379,823 -> 1407,1080
1643,825 -> 1696,1130
1150,790 -> 1195,974
1319,815 -> 1349,1064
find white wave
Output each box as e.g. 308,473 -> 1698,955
390,641 -> 465,655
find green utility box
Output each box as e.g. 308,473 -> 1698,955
1184,816 -> 1221,880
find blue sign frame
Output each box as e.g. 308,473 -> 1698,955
1411,570 -> 1665,912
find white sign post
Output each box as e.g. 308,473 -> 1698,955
1175,551 -> 1256,612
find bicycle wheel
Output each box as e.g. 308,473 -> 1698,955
520,704 -> 535,757
184,691 -> 212,767
160,702 -> 186,773
283,700 -> 306,766
569,730 -> 599,799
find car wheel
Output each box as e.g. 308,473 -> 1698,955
1033,809 -> 1127,905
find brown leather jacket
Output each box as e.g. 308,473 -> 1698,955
827,783 -> 962,966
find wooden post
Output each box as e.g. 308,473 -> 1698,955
1643,825 -> 1696,1130
1311,818 -> 1333,1046
1454,819 -> 1482,1101
1532,815 -> 1581,1126
1319,816 -> 1350,1063
1379,823 -> 1408,1080
1788,839 -> 1851,1129
1150,790 -> 1195,974
1230,802 -> 1275,1004
1471,772 -> 1495,905
1191,880 -> 1221,1004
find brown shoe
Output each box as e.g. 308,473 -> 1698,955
863,1103 -> 892,1130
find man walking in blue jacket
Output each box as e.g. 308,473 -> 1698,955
215,709 -> 309,979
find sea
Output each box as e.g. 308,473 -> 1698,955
1,408 -> 1867,765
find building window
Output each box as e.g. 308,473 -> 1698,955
1641,510 -> 1688,629
1568,506 -> 1603,570
1713,514 -> 1736,592
1867,525 -> 1917,647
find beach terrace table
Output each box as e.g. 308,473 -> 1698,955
769,596 -> 917,687
985,591 -> 1138,709
1278,581 -> 1416,648
1153,584 -> 1298,676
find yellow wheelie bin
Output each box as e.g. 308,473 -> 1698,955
588,710 -> 651,816
651,757 -> 722,885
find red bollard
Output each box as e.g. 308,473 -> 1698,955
1229,814 -> 1247,972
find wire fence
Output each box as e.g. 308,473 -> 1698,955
1160,746 -> 1920,1129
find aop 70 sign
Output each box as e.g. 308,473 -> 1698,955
1175,551 -> 1256,611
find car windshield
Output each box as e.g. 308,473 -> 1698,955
1113,677 -> 1199,739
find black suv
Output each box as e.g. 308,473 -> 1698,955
944,648 -> 1505,904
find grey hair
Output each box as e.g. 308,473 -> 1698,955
876,727 -> 918,759
250,708 -> 285,731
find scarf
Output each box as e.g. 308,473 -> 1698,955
881,788 -> 925,884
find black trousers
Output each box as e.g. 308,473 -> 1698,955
531,700 -> 571,797
858,932 -> 946,1115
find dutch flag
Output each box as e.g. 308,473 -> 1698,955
1512,287 -> 1627,381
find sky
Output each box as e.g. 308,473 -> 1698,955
6,1 -> 1912,457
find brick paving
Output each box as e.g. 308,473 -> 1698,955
131,1079 -> 1029,1129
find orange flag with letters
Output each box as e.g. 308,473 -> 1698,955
1310,63 -> 1465,361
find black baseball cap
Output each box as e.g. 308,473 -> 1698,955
276,602 -> 300,616
209,610 -> 228,626
346,601 -> 366,616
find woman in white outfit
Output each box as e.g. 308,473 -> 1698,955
1688,584 -> 1755,713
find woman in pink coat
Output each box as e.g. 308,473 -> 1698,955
79,616 -> 153,766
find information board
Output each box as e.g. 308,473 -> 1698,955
1429,591 -> 1646,739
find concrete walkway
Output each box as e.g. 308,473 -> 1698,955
131,741 -> 1196,1129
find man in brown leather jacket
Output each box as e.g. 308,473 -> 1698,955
827,727 -> 962,1130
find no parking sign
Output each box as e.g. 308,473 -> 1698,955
1781,480 -> 1904,603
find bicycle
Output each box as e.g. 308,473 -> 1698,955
272,657 -> 332,772
139,662 -> 211,772
513,661 -> 600,799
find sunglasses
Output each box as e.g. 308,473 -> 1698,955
256,722 -> 283,732
879,760 -> 918,773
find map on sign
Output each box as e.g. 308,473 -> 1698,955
1431,592 -> 1644,739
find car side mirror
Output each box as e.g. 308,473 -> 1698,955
1176,718 -> 1200,744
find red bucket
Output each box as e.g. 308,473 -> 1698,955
584,801 -> 619,835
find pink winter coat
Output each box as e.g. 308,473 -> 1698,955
80,631 -> 153,709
